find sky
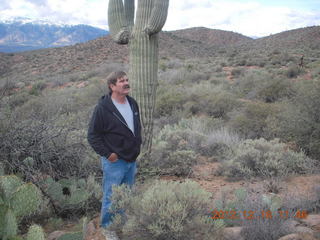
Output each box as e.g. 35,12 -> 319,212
0,0 -> 319,37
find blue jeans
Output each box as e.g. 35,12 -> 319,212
100,157 -> 136,227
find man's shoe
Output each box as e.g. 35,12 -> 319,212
101,228 -> 120,240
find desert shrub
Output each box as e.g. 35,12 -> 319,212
201,127 -> 242,158
109,180 -> 224,240
311,66 -> 320,79
228,101 -> 279,139
0,77 -> 17,90
220,138 -> 316,179
239,192 -> 292,240
7,90 -> 33,108
231,68 -> 294,102
256,77 -> 293,102
166,58 -> 184,69
155,87 -> 187,117
268,80 -> 320,160
29,81 -> 46,96
159,67 -> 210,85
140,117 -> 228,176
0,111 -> 96,180
231,69 -> 268,97
282,185 -> 320,214
160,150 -> 197,176
146,123 -> 201,176
285,64 -> 305,78
159,69 -> 187,84
263,177 -> 283,194
0,89 -> 99,180
214,186 -> 301,239
231,67 -> 245,78
184,90 -> 240,119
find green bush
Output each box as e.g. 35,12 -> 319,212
285,64 -> 304,78
232,68 -> 294,102
268,80 -> 320,160
256,77 -> 293,102
140,117 -> 240,178
109,180 -> 224,240
220,138 -> 316,179
184,91 -> 240,119
231,67 -> 245,78
146,122 -> 200,176
228,102 -> 279,139
29,81 -> 46,96
202,127 -> 242,158
155,89 -> 186,117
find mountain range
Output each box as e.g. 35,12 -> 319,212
0,18 -> 108,53
0,24 -> 319,83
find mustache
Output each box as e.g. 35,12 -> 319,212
123,84 -> 130,89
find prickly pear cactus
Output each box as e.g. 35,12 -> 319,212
0,175 -> 42,240
108,0 -> 169,153
41,177 -> 91,211
26,224 -> 45,240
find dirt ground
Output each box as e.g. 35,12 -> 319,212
50,159 -> 320,240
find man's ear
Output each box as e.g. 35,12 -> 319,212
109,83 -> 115,90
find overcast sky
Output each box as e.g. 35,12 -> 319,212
1,0 -> 319,37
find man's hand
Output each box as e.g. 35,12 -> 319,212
108,153 -> 118,162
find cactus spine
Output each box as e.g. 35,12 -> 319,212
108,0 -> 169,152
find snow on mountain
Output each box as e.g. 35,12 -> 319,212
0,17 -> 108,53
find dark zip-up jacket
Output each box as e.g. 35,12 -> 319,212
87,94 -> 142,162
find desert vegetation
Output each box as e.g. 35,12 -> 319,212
0,26 -> 320,239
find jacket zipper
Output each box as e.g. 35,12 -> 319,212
112,112 -> 135,136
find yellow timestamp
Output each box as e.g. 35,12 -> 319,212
211,209 -> 308,220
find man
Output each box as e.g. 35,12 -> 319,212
87,71 -> 142,238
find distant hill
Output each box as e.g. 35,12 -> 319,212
0,18 -> 108,53
239,26 -> 320,53
0,25 -> 319,82
169,27 -> 252,47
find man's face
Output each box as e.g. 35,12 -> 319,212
110,76 -> 130,96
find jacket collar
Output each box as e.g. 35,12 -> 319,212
100,93 -> 139,135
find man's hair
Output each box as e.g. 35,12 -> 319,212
106,71 -> 127,93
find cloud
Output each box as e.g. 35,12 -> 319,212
25,0 -> 47,6
164,0 -> 320,37
0,1 -> 10,11
0,0 -> 319,36
0,0 -> 108,28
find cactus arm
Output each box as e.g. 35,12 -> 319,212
144,0 -> 169,35
124,0 -> 135,31
108,0 -> 130,44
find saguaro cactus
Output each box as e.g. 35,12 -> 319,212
108,0 -> 169,153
